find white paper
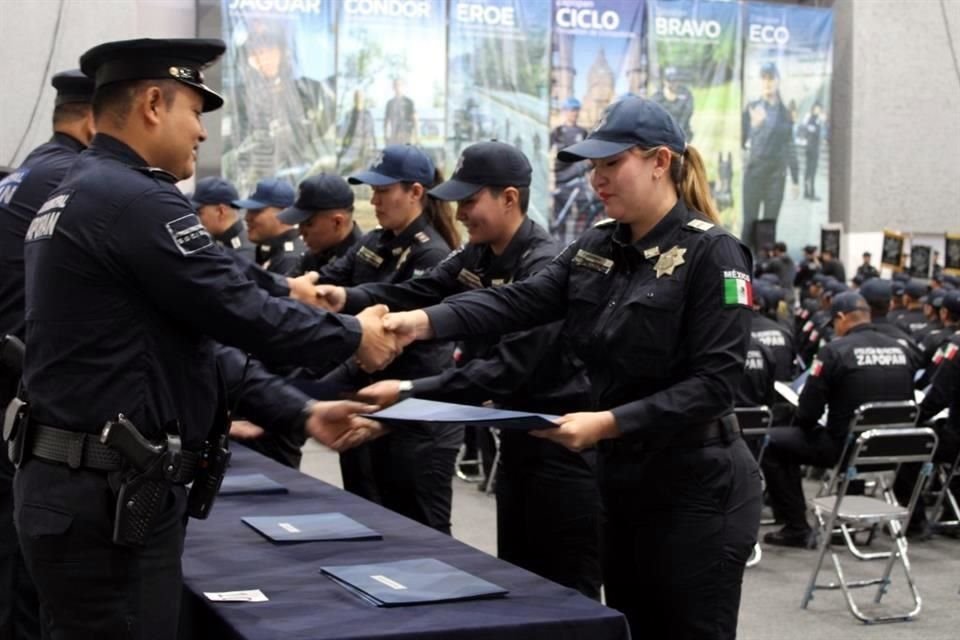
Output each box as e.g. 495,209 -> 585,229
204,589 -> 269,602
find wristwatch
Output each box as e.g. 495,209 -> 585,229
397,380 -> 415,401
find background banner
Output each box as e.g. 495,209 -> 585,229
447,0 -> 551,227
742,2 -> 833,251
548,0 -> 646,242
647,0 -> 742,233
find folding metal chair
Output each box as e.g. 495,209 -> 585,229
928,446 -> 960,533
802,427 -> 938,623
735,406 -> 773,568
816,402 -> 918,560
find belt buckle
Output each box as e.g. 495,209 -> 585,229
66,433 -> 85,469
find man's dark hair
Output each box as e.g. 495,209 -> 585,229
488,185 -> 530,214
774,241 -> 787,253
52,102 -> 91,127
92,79 -> 179,127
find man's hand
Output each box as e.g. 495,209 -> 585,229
287,272 -> 325,308
229,420 -> 265,440
531,411 -> 620,452
355,380 -> 402,408
314,284 -> 347,313
749,103 -> 766,129
355,304 -> 401,372
382,310 -> 433,346
304,400 -> 387,452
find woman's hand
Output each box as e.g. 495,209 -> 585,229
531,411 -> 620,452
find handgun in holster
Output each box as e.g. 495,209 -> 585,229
101,414 -> 182,547
1,334 -> 29,467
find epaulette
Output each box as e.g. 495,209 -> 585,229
685,218 -> 715,232
134,166 -> 177,183
594,218 -> 616,227
415,231 -> 430,244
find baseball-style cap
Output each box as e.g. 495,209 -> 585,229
927,289 -> 946,309
760,62 -> 779,78
429,141 -> 532,201
51,69 -> 95,106
80,38 -> 225,112
904,279 -> 929,300
860,278 -> 893,305
233,177 -> 296,210
823,280 -> 849,297
942,290 -> 960,314
831,292 -> 870,315
558,96 -> 686,162
562,97 -> 581,110
189,176 -> 239,208
892,272 -> 911,283
348,145 -> 434,186
277,173 -> 354,225
759,273 -> 780,285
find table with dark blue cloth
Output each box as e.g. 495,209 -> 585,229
180,444 -> 630,640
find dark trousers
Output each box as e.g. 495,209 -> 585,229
742,167 -> 787,242
600,437 -> 762,639
761,427 -> 842,532
339,444 -> 382,505
895,425 -> 960,528
14,459 -> 186,640
1,454 -> 39,640
495,448 -> 602,600
803,150 -> 819,198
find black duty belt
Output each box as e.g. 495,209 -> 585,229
31,424 -> 200,483
600,415 -> 742,456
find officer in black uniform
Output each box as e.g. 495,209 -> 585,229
914,289 -> 946,343
795,244 -> 820,299
323,141 -> 602,599
0,67 -> 95,640
189,176 -> 255,262
801,101 -> 823,200
651,66 -> 694,141
233,177 -> 303,275
317,144 -> 461,533
819,248 -> 846,284
549,97 -> 591,241
383,98 -> 762,638
915,290 -> 960,387
896,278 -> 931,337
751,283 -> 796,382
860,278 -> 922,363
15,38 -> 397,639
762,292 -> 917,547
278,173 -> 362,276
855,251 -> 880,282
736,335 -> 777,411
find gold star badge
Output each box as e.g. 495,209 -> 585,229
654,245 -> 686,278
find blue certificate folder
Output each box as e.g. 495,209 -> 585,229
321,558 -> 508,607
242,513 -> 382,543
219,473 -> 287,496
366,398 -> 558,431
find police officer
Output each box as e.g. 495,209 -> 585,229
915,290 -> 960,387
384,97 -> 762,638
819,248 -> 846,284
278,173 -> 362,276
0,67 -> 95,640
795,244 -> 820,298
651,66 -> 694,141
316,144 -> 461,533
751,283 -> 797,382
896,278 -> 931,337
190,176 -> 254,262
549,97 -> 590,241
233,177 -> 304,275
736,334 -> 777,411
914,289 -> 946,343
855,251 -> 880,282
762,292 -> 916,547
860,278 -> 922,363
15,38 -> 397,639
322,141 -> 602,599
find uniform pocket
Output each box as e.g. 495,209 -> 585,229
17,502 -> 74,538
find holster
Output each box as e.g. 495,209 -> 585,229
3,398 -> 29,468
113,455 -> 171,547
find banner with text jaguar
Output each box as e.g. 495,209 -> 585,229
221,0 -> 337,198
647,0 -> 742,233
549,0 -> 646,242
447,1 -> 551,228
742,2 -> 833,253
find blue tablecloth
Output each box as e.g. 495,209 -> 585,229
180,444 -> 630,640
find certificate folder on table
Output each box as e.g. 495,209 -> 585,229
242,513 -> 381,543
321,558 -> 508,607
219,473 -> 288,496
366,398 -> 558,431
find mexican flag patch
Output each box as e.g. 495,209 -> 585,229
945,342 -> 958,362
811,358 -> 824,377
722,270 -> 753,307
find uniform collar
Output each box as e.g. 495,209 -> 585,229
266,227 -> 300,249
846,323 -> 877,337
379,212 -> 430,250
315,223 -> 361,262
611,199 -> 690,255
89,133 -> 150,168
216,220 -> 246,244
51,131 -> 88,153
485,216 -> 535,273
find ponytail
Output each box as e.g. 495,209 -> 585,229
669,145 -> 719,223
410,168 -> 461,250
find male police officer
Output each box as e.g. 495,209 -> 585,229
856,251 -> 880,282
0,67 -> 95,640
896,278 -> 932,337
16,38 -> 398,639
190,176 -> 254,262
280,173 -> 362,276
234,177 -> 304,275
651,66 -> 694,141
762,292 -> 916,546
317,142 -> 602,599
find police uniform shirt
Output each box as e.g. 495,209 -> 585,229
290,222 -> 362,277
423,199 -> 754,442
895,307 -> 930,338
742,97 -> 798,182
256,227 -> 304,276
797,324 -> 916,441
549,125 -> 589,181
856,263 -> 880,281
736,336 -> 776,408
651,86 -> 694,140
0,132 -> 86,339
751,312 -> 796,381
869,317 -> 923,368
919,333 -> 959,430
215,220 -> 290,298
23,133 -> 362,448
215,219 -> 256,264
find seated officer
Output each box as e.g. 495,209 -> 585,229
190,176 -> 255,262
278,173 -> 363,276
751,282 -> 796,381
762,292 -> 917,547
895,278 -> 931,337
234,177 -> 304,275
916,290 -> 960,387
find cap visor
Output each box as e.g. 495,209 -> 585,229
277,206 -> 312,225
232,198 -> 266,209
428,179 -> 483,201
347,170 -> 398,186
557,138 -> 634,162
179,80 -> 224,112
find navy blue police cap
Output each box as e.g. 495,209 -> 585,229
348,145 -> 434,187
811,273 -> 833,286
823,280 -> 848,297
429,141 -> 532,201
927,289 -> 946,309
759,273 -> 781,285
558,96 -> 685,162
189,177 -> 239,208
753,283 -> 782,311
904,278 -> 929,299
892,271 -> 911,283
233,177 -> 296,210
859,278 -> 893,305
943,274 -> 960,288
942,290 -> 960,314
80,38 -> 225,112
51,69 -> 95,106
831,292 -> 870,315
760,62 -> 779,78
891,280 -> 906,297
278,174 -> 354,224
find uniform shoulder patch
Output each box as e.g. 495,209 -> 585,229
721,269 -> 753,307
686,219 -> 714,232
415,231 -> 430,244
165,214 -> 213,256
25,191 -> 72,242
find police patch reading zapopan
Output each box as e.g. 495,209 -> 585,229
165,214 -> 213,256
722,270 -> 753,307
853,347 -> 907,367
25,191 -> 72,242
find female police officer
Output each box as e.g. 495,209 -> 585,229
384,97 -> 762,638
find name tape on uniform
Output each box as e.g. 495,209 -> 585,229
457,269 -> 483,289
357,246 -> 384,268
572,249 -> 614,274
853,347 -> 908,367
165,213 -> 213,256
